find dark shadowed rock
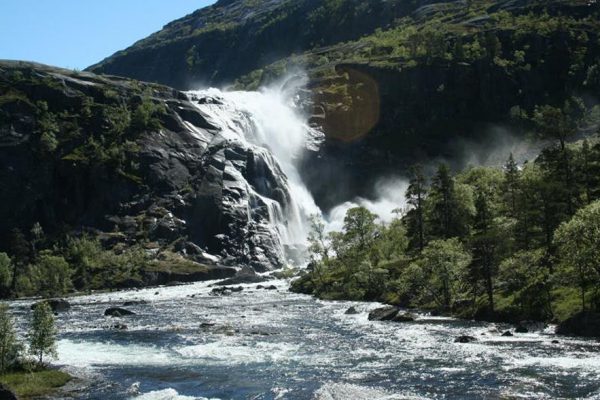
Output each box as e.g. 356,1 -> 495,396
502,331 -> 514,337
518,320 -> 546,332
123,300 -> 148,307
556,312 -> 600,338
215,266 -> 268,286
104,307 -> 136,317
455,335 -> 477,343
368,306 -> 399,321
345,306 -> 359,315
31,299 -> 71,312
0,383 -> 18,400
515,325 -> 529,333
210,286 -> 244,296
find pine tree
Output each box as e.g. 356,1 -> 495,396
471,192 -> 497,312
9,228 -> 29,294
503,153 -> 520,218
29,302 -> 57,366
405,164 -> 427,250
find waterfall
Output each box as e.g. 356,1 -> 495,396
186,79 -> 322,266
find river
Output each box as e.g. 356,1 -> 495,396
9,279 -> 600,399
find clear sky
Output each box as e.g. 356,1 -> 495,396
0,1 -> 216,70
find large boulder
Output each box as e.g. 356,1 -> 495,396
454,335 -> 477,343
368,306 -> 399,321
104,307 -> 136,317
215,266 -> 268,286
31,299 -> 71,313
344,306 -> 359,315
556,312 -> 600,338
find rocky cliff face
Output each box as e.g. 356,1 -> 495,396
0,61 -> 300,270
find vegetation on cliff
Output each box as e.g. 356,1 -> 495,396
0,62 -> 233,298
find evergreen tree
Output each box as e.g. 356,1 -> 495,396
427,164 -> 471,239
471,191 -> 497,312
405,164 -> 427,251
502,153 -> 520,218
9,228 -> 29,294
29,302 -> 57,366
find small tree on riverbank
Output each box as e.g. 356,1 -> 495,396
29,302 -> 57,366
0,304 -> 19,373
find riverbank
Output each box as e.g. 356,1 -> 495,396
0,369 -> 71,399
290,274 -> 600,339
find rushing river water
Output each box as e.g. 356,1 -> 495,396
9,279 -> 600,400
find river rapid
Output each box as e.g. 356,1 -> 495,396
8,279 -> 600,400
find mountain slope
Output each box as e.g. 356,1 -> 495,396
88,0 -> 417,89
90,0 -> 600,208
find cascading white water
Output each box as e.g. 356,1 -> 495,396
187,80 -> 322,257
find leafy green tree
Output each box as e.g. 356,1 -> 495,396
33,253 -> 73,297
497,249 -> 552,320
306,215 -> 329,264
0,304 -> 20,373
417,238 -> 472,311
64,236 -> 104,290
374,218 -> 408,262
342,206 -> 377,257
554,201 -> 600,311
29,302 -> 57,366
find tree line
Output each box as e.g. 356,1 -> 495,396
293,102 -> 600,323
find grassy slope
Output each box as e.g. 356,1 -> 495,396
0,370 -> 72,399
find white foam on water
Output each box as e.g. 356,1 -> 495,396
133,388 -> 218,400
511,355 -> 600,371
57,339 -> 176,368
313,382 -> 427,400
175,339 -> 300,365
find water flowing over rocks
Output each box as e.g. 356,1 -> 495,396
0,62 -> 320,272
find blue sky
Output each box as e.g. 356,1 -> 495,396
0,1 -> 216,70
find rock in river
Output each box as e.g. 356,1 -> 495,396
345,306 -> 359,315
455,335 -> 478,343
31,298 -> 71,312
105,307 -> 136,317
368,306 -> 399,321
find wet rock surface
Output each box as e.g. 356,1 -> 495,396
0,61 -> 302,271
